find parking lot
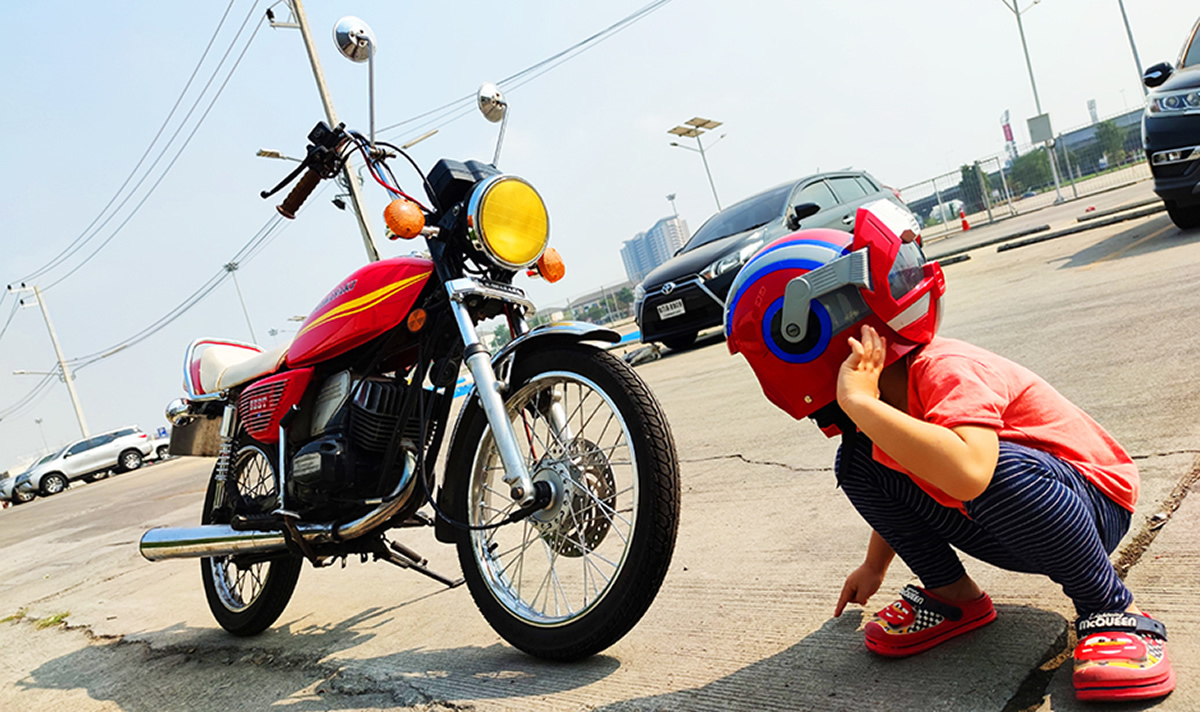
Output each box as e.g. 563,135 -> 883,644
2,198 -> 1200,711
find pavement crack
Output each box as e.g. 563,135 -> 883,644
1113,451 -> 1200,578
1129,448 -> 1200,461
681,452 -> 832,474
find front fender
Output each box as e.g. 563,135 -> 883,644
492,321 -> 620,371
435,321 -> 621,543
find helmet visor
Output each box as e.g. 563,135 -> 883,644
887,241 -> 928,301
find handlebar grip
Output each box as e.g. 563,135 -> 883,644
276,169 -> 321,219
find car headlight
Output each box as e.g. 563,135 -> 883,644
633,283 -> 645,304
466,174 -> 550,269
701,233 -> 765,281
1149,89 -> 1200,114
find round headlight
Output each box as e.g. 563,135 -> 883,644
467,175 -> 549,269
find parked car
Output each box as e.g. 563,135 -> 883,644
15,426 -> 155,497
634,170 -> 913,349
146,433 -> 171,462
1,466 -> 38,505
1142,15 -> 1200,229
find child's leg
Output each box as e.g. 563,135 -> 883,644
836,438 -> 1038,590
963,443 -> 1132,615
838,438 -> 1132,614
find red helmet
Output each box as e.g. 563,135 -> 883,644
724,200 -> 945,431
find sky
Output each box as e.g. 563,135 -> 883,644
0,0 -> 1195,469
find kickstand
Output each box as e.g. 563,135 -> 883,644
375,538 -> 464,588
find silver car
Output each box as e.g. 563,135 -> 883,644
1,466 -> 38,505
16,426 -> 155,497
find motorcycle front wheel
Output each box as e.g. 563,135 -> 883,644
200,443 -> 302,636
448,345 -> 680,660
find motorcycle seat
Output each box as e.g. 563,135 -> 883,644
189,340 -> 291,396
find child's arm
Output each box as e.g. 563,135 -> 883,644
837,325 -> 999,501
835,530 -> 895,616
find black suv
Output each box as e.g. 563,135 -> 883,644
1143,16 -> 1200,229
634,170 -> 908,350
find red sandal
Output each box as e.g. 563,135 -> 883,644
1073,611 -> 1175,701
864,584 -> 997,657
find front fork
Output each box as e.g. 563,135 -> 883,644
446,285 -> 540,507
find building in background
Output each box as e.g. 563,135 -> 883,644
620,215 -> 689,284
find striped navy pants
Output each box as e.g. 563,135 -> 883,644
836,440 -> 1133,615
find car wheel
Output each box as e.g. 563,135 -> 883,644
12,489 -> 35,505
156,445 -> 170,461
1166,201 -> 1200,230
118,449 -> 143,472
39,473 -> 68,496
660,332 -> 698,351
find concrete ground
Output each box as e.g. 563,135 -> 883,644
1,204 -> 1198,711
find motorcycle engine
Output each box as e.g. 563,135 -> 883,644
287,370 -> 428,513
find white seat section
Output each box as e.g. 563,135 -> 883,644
191,340 -> 290,395
217,342 -> 291,391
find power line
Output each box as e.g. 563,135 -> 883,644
376,0 -> 674,139
17,0 -> 241,285
44,7 -> 268,292
0,371 -> 58,422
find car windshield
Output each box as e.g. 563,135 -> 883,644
41,447 -> 67,463
680,184 -> 793,252
1186,30 -> 1200,67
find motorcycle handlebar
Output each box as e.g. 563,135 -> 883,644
276,169 -> 321,219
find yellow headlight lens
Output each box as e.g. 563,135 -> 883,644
472,176 -> 549,269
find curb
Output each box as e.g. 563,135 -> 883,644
1077,198 -> 1161,222
929,224 -> 1051,260
996,205 -> 1166,253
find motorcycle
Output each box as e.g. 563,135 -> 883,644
140,16 -> 679,661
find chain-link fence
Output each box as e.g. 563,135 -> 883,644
898,107 -> 1151,240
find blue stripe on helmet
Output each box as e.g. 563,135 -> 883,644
725,257 -> 825,337
762,296 -> 832,364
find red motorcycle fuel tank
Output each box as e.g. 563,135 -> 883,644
287,257 -> 434,368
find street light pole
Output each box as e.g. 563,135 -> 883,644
7,284 -> 89,438
669,118 -> 726,211
1000,0 -> 1064,203
1117,0 -> 1147,96
224,262 -> 258,343
275,0 -> 381,262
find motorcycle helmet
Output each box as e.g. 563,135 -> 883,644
724,199 -> 945,433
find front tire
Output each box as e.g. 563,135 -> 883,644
118,449 -> 143,473
1166,201 -> 1200,230
39,473 -> 68,496
12,488 -> 35,505
448,345 -> 680,660
200,444 -> 302,636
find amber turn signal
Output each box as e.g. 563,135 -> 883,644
384,199 -> 425,240
407,308 -> 427,333
536,248 -> 565,283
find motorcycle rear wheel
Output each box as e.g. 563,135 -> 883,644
200,443 -> 302,636
449,345 -> 680,660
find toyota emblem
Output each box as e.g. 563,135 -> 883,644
662,282 -> 676,295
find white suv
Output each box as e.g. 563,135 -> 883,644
15,426 -> 155,497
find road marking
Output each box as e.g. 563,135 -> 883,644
1090,224 -> 1173,266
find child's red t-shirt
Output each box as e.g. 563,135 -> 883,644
871,337 -> 1138,512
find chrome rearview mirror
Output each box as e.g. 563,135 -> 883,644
477,83 -> 509,167
333,16 -> 376,62
333,16 -> 378,145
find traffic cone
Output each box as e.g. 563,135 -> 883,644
960,209 -> 970,231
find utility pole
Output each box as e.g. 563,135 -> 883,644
224,262 -> 258,343
1117,0 -> 1148,96
274,0 -> 381,262
1002,0 -> 1064,204
8,284 -> 89,438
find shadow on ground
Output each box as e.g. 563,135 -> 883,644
1055,217 -> 1200,270
595,605 -> 1067,712
14,608 -> 619,711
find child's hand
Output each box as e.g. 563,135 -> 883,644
835,562 -> 886,617
837,325 -> 886,410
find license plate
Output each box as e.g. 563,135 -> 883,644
657,299 -> 685,320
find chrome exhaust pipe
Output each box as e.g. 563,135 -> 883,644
141,450 -> 419,562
